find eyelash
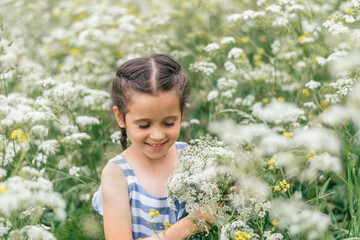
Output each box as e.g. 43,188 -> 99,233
138,123 -> 175,129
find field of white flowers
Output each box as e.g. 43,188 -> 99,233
1,0 -> 360,239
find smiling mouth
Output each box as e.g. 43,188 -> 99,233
146,141 -> 167,151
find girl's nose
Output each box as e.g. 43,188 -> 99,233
150,128 -> 165,141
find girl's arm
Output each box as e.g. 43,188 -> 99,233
101,162 -> 133,240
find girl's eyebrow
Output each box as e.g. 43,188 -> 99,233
133,116 -> 179,122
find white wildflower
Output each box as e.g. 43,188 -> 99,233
0,176 -> 66,220
0,168 -> 6,179
76,116 -> 100,128
69,166 -> 81,177
61,132 -> 91,145
80,193 -> 91,201
272,199 -> 330,239
344,15 -> 355,23
271,40 -> 281,54
32,153 -> 47,168
320,105 -> 353,126
323,19 -> 349,35
207,90 -> 219,101
264,231 -> 284,240
0,217 -> 12,237
228,10 -> 266,22
191,61 -> 217,75
38,139 -> 59,155
303,102 -> 317,109
110,131 -> 121,145
242,94 -> 255,106
217,78 -> 238,90
190,119 -> 200,125
295,61 -> 306,69
272,17 -> 289,26
305,80 -> 321,90
301,153 -> 342,181
8,225 -> 56,240
222,90 -> 233,98
181,122 -> 190,128
220,37 -> 235,44
204,43 -> 220,52
224,61 -> 236,72
39,77 -> 56,89
252,99 -> 306,124
316,56 -> 327,66
286,4 -> 305,12
43,82 -> 75,105
228,47 -> 245,59
327,50 -> 349,62
292,127 -> 341,155
266,4 -> 281,13
31,125 -> 49,139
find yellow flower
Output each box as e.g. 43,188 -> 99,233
70,48 -> 80,55
306,151 -> 316,161
279,179 -> 290,192
257,48 -> 264,54
277,97 -> 285,102
274,185 -> 281,191
345,8 -> 353,14
302,88 -> 310,97
10,129 -> 27,143
148,209 -> 160,217
163,221 -> 172,230
238,52 -> 247,57
253,54 -> 261,61
60,39 -> 68,45
282,132 -> 293,139
271,220 -> 278,226
241,37 -> 249,43
267,154 -> 278,170
0,186 -> 7,193
298,32 -> 310,42
320,99 -> 328,107
254,61 -> 262,67
262,98 -> 269,104
235,230 -> 251,240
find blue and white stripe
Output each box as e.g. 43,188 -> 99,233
92,142 -> 188,239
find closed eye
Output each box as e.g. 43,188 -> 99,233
138,124 -> 150,129
164,122 -> 175,127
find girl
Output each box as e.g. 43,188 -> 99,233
92,54 -> 212,239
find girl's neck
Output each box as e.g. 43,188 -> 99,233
121,143 -> 178,168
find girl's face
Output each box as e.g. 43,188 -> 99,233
114,90 -> 183,160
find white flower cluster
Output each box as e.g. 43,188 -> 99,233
167,138 -> 236,229
191,61 -> 217,75
272,198 -> 330,240
251,99 -> 306,125
0,176 -> 66,221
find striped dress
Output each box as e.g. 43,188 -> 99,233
92,142 -> 188,239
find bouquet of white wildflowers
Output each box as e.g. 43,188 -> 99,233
167,137 -> 279,239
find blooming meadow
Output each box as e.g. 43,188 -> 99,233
1,0 -> 360,239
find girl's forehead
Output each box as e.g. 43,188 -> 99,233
126,90 -> 181,117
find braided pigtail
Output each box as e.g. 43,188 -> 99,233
120,128 -> 128,150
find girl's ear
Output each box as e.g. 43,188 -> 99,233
113,106 -> 126,128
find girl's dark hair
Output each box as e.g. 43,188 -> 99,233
112,53 -> 190,150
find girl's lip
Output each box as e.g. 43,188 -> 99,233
145,141 -> 167,151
